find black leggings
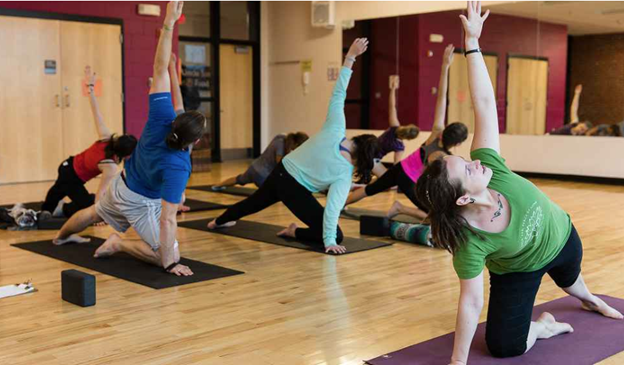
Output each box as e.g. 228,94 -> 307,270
485,225 -> 583,358
42,157 -> 95,218
364,163 -> 427,212
216,162 -> 343,246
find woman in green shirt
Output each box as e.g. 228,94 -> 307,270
415,2 -> 622,363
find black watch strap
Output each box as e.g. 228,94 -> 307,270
465,48 -> 482,56
164,262 -> 179,273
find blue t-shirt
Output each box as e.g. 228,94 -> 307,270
125,93 -> 191,204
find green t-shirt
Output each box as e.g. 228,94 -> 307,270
453,148 -> 572,279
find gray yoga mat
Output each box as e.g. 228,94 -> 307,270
365,294 -> 624,365
341,207 -> 421,225
178,218 -> 393,255
12,236 -> 243,289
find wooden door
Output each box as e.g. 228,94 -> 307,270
448,54 -> 498,133
0,16 -> 64,184
60,21 -> 124,157
219,44 -> 253,155
506,57 -> 548,135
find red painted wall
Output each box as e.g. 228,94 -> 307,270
0,1 -> 178,138
368,11 -> 568,133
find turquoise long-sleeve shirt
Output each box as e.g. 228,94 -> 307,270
282,67 -> 354,247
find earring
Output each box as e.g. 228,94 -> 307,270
470,198 -> 475,204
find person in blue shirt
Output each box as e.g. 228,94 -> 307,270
54,1 -> 205,277
208,38 -> 379,254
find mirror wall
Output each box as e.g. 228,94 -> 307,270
342,1 -> 624,137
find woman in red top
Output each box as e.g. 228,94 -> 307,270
41,66 -> 137,219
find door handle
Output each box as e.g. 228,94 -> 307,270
55,94 -> 61,108
65,94 -> 70,108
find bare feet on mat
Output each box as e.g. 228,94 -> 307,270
387,200 -> 403,218
207,219 -> 236,230
53,234 -> 91,245
581,296 -> 624,319
178,204 -> 191,212
277,223 -> 298,238
536,312 -> 574,339
94,233 -> 122,258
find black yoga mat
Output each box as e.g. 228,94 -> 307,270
179,218 -> 393,255
187,185 -> 259,197
341,207 -> 421,225
0,201 -> 43,211
365,294 -> 624,365
12,236 -> 243,289
188,185 -> 326,198
183,198 -> 230,212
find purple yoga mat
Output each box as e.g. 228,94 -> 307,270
366,295 -> 624,365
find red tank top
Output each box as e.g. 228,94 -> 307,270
73,141 -> 113,182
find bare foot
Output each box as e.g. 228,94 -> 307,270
387,200 -> 403,218
93,221 -> 107,227
582,296 -> 624,319
94,233 -> 122,258
178,204 -> 191,212
53,234 -> 91,246
536,312 -> 574,339
277,223 -> 298,238
207,219 -> 236,230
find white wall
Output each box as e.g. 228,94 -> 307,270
260,1 -> 624,179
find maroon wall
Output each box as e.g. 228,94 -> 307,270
0,1 -> 178,138
367,11 -> 568,133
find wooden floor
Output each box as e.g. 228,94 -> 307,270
1,160 -> 623,365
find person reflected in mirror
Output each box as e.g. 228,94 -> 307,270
548,84 -> 592,136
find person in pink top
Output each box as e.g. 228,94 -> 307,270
41,66 -> 137,219
344,44 -> 468,220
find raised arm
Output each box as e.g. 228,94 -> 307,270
570,84 -> 582,124
169,53 -> 185,114
450,271 -> 485,365
150,1 -> 184,95
85,66 -> 112,139
425,44 -> 455,146
388,76 -> 400,127
461,1 -> 499,153
322,38 -> 369,133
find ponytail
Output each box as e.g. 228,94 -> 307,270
166,111 -> 207,151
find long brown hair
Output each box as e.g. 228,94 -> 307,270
284,132 -> 309,154
415,158 -> 483,254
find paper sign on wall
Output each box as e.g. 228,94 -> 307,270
185,44 -> 206,64
300,60 -> 312,73
44,60 -> 57,75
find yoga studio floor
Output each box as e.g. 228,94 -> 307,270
1,160 -> 623,365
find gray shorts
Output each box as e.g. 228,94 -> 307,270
95,174 -> 176,251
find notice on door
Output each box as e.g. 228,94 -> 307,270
44,60 -> 57,75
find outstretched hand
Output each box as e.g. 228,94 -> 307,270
443,44 -> 455,66
165,1 -> 184,25
459,1 -> 490,40
575,84 -> 583,94
325,245 -> 347,255
347,38 -> 369,58
85,66 -> 96,86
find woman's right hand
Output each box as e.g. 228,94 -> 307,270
325,245 -> 347,255
346,38 -> 369,59
168,263 -> 193,276
459,1 -> 490,41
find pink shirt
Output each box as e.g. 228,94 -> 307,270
400,148 -> 424,183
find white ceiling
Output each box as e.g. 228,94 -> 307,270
488,1 -> 624,35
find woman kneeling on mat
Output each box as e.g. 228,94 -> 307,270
40,66 -> 137,220
54,1 -> 203,277
344,44 -> 468,221
208,38 -> 378,255
212,132 -> 309,189
415,3 -> 622,363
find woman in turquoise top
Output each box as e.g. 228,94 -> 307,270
208,38 -> 379,254
415,2 -> 622,363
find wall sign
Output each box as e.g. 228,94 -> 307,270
44,60 -> 57,75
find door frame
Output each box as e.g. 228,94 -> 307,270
179,1 -> 261,162
0,8 -> 126,133
505,54 -> 550,134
